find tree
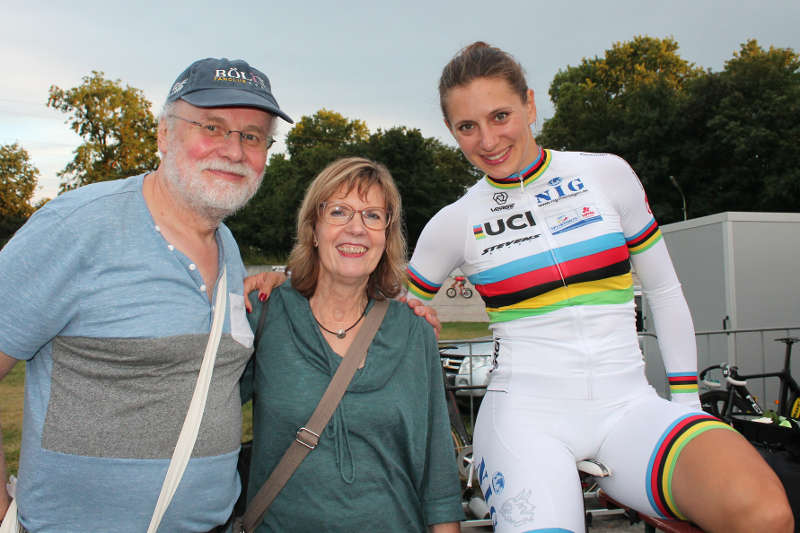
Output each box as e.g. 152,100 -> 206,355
48,71 -> 159,191
541,36 -> 701,151
537,36 -> 800,222
538,36 -> 704,222
683,40 -> 800,214
0,143 -> 39,219
0,143 -> 40,246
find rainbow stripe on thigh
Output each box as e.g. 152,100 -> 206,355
645,413 -> 734,519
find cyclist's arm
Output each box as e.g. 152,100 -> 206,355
631,241 -> 701,408
607,155 -> 701,408
0,351 -> 17,517
407,204 -> 467,303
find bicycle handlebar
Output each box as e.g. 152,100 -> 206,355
699,362 -> 748,387
726,375 -> 748,387
699,364 -> 723,382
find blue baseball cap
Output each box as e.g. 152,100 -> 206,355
167,58 -> 293,123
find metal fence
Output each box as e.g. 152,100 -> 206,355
640,326 -> 800,405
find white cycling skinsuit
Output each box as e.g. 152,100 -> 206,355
407,149 -> 732,532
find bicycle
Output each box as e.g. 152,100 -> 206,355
699,337 -> 800,421
445,277 -> 473,299
699,337 -> 800,527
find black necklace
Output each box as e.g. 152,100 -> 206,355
313,305 -> 368,339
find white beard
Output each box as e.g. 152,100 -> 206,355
161,142 -> 264,222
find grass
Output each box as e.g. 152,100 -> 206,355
0,363 -> 24,477
240,247 -> 288,266
440,321 -> 490,340
0,322 -> 485,475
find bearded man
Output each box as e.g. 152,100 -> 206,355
0,58 -> 292,532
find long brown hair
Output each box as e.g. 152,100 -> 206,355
287,157 -> 406,300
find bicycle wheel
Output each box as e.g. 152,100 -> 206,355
462,288 -> 473,299
700,390 -> 751,418
446,287 -> 457,298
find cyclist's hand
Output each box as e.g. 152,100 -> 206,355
399,297 -> 442,338
243,271 -> 287,312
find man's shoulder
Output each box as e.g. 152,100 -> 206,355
42,175 -> 146,220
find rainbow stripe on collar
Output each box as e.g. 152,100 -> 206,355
486,148 -> 551,189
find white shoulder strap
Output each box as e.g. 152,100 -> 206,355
147,265 -> 228,533
0,497 -> 21,533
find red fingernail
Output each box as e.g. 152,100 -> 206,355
259,292 -> 267,302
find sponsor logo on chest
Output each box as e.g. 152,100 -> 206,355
546,204 -> 603,234
474,210 -> 536,239
535,176 -> 587,206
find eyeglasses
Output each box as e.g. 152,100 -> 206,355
319,202 -> 391,230
169,114 -> 276,150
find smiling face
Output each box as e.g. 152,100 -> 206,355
314,184 -> 387,291
444,76 -> 538,179
158,100 -> 273,220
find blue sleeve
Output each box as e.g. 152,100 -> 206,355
0,206 -> 84,359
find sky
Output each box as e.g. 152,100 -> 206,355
2,0 -> 799,201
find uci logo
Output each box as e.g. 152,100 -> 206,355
479,210 -> 536,236
493,192 -> 509,205
536,177 -> 585,204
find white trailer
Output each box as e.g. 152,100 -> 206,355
642,212 -> 800,405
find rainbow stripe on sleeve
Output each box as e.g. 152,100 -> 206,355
668,373 -> 698,395
626,218 -> 662,255
646,413 -> 735,519
406,265 -> 441,301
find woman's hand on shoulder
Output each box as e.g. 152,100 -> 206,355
243,271 -> 287,312
398,295 -> 441,338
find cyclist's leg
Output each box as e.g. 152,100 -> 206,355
473,391 -> 586,533
596,392 -> 792,532
669,422 -> 792,532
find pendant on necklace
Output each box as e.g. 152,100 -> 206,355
336,329 -> 346,339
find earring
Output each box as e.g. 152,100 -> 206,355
313,234 -> 318,247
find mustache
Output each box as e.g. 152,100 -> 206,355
200,159 -> 258,179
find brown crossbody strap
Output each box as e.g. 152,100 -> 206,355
237,299 -> 390,533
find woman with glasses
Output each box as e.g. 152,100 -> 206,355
239,157 -> 463,532
405,42 -> 792,533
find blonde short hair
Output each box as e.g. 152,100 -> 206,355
287,157 -> 406,300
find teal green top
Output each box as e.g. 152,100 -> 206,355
242,282 -> 464,532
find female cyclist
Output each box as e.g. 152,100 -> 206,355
406,41 -> 792,533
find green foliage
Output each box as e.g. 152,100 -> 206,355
682,40 -> 800,214
0,142 -> 38,219
0,142 -> 40,245
48,71 -> 159,192
229,110 -> 475,257
0,362 -> 25,476
539,37 -> 800,222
